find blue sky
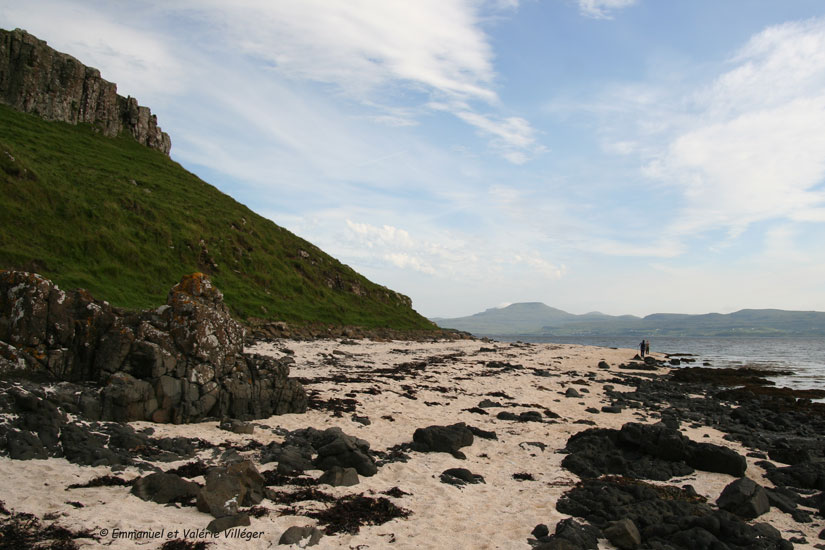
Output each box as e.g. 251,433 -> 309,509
5,0 -> 825,318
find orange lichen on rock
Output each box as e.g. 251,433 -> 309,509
176,272 -> 208,297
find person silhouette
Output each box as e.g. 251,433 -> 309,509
639,339 -> 646,357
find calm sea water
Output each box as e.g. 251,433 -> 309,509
498,336 -> 825,392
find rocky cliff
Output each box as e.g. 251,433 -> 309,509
0,28 -> 171,155
0,270 -> 306,423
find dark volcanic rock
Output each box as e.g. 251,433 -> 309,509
412,423 -> 474,458
440,468 -> 485,486
279,525 -> 323,546
196,460 -> 265,518
716,478 -> 770,519
0,381 -> 199,465
557,477 -> 791,550
561,422 -> 746,481
312,428 -> 378,477
603,518 -> 641,549
0,271 -> 307,423
0,29 -> 171,154
766,461 -> 825,491
131,472 -> 199,504
550,518 -> 601,549
206,512 -> 250,534
318,466 -> 360,487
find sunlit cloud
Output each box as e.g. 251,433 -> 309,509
649,19 -> 825,239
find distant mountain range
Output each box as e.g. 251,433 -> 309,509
432,302 -> 825,337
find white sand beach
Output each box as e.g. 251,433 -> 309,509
1,339 -> 822,549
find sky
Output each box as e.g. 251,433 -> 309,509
4,0 -> 825,318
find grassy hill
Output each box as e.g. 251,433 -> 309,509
0,103 -> 433,329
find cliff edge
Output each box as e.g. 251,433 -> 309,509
0,28 -> 171,155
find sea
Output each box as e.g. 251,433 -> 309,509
495,336 -> 825,392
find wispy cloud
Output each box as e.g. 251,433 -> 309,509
577,0 -> 638,20
548,16 -> 825,256
187,0 -> 498,103
173,0 -> 539,163
453,109 -> 547,164
3,0 -> 540,164
649,18 -> 825,239
0,0 -> 185,100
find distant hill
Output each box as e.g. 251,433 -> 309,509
434,303 -> 825,337
0,30 -> 434,330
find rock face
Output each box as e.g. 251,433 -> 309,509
0,28 -> 171,155
0,270 -> 307,422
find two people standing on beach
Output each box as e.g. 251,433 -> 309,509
640,339 -> 650,357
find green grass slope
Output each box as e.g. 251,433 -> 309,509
0,104 -> 433,329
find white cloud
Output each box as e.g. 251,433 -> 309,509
454,110 -> 547,163
346,220 -> 416,249
513,254 -> 566,279
385,253 -> 436,275
0,1 -> 185,100
647,19 -> 825,239
179,0 -> 541,163
577,0 -> 638,20
554,16 -> 825,257
5,0 -> 542,164
585,238 -> 684,258
187,0 -> 498,103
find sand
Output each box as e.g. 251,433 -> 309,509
1,338 -> 822,549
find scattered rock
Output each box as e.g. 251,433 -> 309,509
717,478 -> 770,519
206,512 -> 250,534
318,466 -> 359,487
561,422 -> 746,481
196,460 -> 265,518
312,428 -> 378,476
604,518 -> 641,549
130,473 -> 199,505
220,419 -> 254,435
536,517 -> 600,549
352,414 -> 371,426
557,477 -> 791,550
278,525 -> 323,546
412,423 -> 474,458
532,524 -> 550,538
440,468 -> 485,486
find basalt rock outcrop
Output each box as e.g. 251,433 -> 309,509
0,28 -> 171,154
561,422 -> 747,481
555,477 -> 792,550
0,270 -> 306,422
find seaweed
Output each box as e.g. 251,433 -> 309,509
308,495 -> 411,534
66,475 -> 132,489
0,509 -> 97,550
160,540 -> 212,550
267,488 -> 336,505
165,461 -> 210,479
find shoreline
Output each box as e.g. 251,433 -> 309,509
1,338 -> 823,548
